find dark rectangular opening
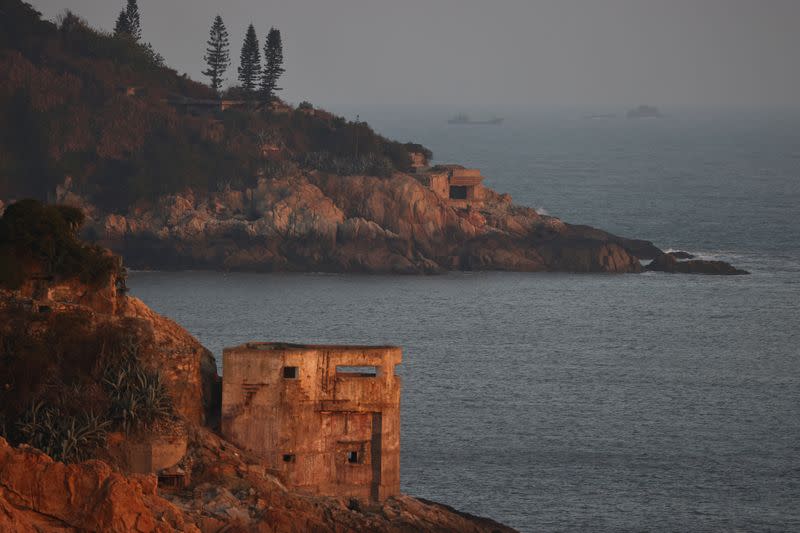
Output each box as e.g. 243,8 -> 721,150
336,366 -> 378,378
157,474 -> 185,490
282,366 -> 298,379
282,453 -> 295,463
449,185 -> 468,200
347,451 -> 359,464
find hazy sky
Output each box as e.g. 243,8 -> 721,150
31,0 -> 800,109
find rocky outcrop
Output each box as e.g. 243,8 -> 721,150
70,171 -> 668,274
645,253 -> 748,275
0,262 -> 516,532
0,438 -> 196,532
0,433 -> 516,533
11,272 -> 218,426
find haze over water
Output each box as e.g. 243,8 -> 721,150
129,108 -> 800,531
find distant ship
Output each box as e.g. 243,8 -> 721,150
626,105 -> 663,119
447,113 -> 504,125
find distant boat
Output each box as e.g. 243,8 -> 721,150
626,105 -> 663,119
448,113 -> 504,125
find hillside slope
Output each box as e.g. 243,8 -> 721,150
0,0 -> 745,274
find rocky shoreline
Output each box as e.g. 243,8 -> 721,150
50,171 -> 745,276
0,256 -> 517,532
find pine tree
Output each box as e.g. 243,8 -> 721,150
125,0 -> 141,41
113,10 -> 131,37
238,24 -> 261,96
202,15 -> 230,95
261,27 -> 285,104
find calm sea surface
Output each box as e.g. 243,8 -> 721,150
129,108 -> 800,532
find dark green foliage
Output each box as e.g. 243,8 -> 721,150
113,9 -> 130,37
238,24 -> 261,94
16,402 -> 109,462
0,0 -> 56,55
125,0 -> 141,41
203,15 -> 230,95
0,1 -> 433,205
296,152 -> 394,177
261,27 -> 284,103
0,90 -> 55,199
141,42 -> 165,67
0,301 -> 176,460
0,200 -> 122,289
104,341 -> 175,434
298,101 -> 313,110
59,12 -> 170,77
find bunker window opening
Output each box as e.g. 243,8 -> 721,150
449,185 -> 468,200
336,366 -> 378,377
282,454 -> 295,463
283,366 -> 298,379
347,451 -> 359,464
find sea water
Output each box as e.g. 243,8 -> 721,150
128,108 -> 800,531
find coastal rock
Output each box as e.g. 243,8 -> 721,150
0,438 -> 197,532
0,282 -> 516,532
86,170 -> 654,275
646,253 -> 749,275
667,250 -> 696,259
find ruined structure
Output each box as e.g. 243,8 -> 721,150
221,343 -> 401,501
417,164 -> 485,208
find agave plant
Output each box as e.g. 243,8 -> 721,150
16,401 -> 110,462
103,353 -> 175,434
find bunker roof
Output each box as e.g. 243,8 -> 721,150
228,342 -> 400,352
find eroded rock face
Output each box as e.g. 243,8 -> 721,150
85,171 -> 656,274
0,438 -> 197,532
0,270 -> 517,532
11,272 -> 218,426
0,429 -> 518,532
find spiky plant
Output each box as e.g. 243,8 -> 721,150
103,353 -> 175,434
16,402 -> 109,462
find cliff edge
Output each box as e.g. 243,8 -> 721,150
0,201 -> 516,532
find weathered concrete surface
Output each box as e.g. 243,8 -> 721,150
222,343 -> 401,501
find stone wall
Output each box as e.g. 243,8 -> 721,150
221,343 -> 401,501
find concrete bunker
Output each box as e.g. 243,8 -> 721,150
416,164 -> 485,208
221,342 -> 401,501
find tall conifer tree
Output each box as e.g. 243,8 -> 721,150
124,0 -> 141,41
113,10 -> 131,37
261,27 -> 285,103
203,15 -> 230,95
238,24 -> 261,95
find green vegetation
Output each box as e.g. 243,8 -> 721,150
104,343 -> 175,434
113,0 -> 141,41
203,15 -> 231,95
16,402 -> 110,462
0,0 -> 430,210
0,307 -> 176,461
238,23 -> 261,95
261,27 -> 284,103
0,200 -> 123,289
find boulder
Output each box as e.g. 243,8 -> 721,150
646,253 -> 749,275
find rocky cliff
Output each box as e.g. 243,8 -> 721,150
65,171 -> 672,275
0,206 -> 516,531
0,287 -> 516,532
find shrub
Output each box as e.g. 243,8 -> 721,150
295,151 -> 394,177
0,199 -> 123,288
16,401 -> 110,462
103,348 -> 175,434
